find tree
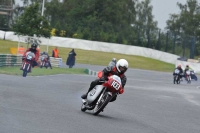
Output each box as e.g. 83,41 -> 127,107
0,0 -> 15,30
166,0 -> 200,57
12,2 -> 51,38
134,0 -> 157,47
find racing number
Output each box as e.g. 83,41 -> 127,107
111,81 -> 120,90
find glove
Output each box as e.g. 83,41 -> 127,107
100,76 -> 107,82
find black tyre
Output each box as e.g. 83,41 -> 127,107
93,92 -> 112,115
177,78 -> 180,84
22,64 -> 29,77
194,76 -> 198,81
188,76 -> 191,84
173,76 -> 176,84
81,104 -> 87,112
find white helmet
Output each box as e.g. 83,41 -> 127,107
116,59 -> 128,74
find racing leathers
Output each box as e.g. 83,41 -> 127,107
41,53 -> 52,69
173,66 -> 183,80
81,65 -> 127,102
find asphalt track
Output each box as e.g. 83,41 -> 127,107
0,64 -> 200,133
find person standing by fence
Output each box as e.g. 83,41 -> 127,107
66,49 -> 76,68
18,45 -> 25,55
52,47 -> 59,58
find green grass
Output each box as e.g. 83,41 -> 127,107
0,39 -> 175,72
0,66 -> 87,76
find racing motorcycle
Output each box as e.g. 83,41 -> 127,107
185,70 -> 191,84
190,70 -> 198,81
40,54 -> 50,68
173,68 -> 181,84
21,51 -> 35,77
81,75 -> 124,115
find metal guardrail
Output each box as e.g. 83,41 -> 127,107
0,54 -> 22,67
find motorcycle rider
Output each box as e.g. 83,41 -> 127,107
108,58 -> 117,67
81,59 -> 128,102
173,64 -> 183,81
184,65 -> 190,73
184,64 -> 190,78
41,51 -> 52,69
20,42 -> 40,72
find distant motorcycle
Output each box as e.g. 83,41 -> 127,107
185,70 -> 191,84
173,68 -> 181,84
40,55 -> 51,69
21,51 -> 35,77
190,70 -> 198,81
81,75 -> 124,115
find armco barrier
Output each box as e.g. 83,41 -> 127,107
0,54 -> 22,67
0,54 -> 62,67
85,69 -> 98,77
0,30 -> 179,64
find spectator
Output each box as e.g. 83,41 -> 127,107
18,45 -> 25,55
66,49 -> 76,68
52,47 -> 59,58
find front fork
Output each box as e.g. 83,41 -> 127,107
96,88 -> 112,105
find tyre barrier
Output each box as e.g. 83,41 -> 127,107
0,54 -> 62,68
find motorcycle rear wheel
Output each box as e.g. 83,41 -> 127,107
93,92 -> 111,115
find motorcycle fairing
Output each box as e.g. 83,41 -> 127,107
87,85 -> 104,104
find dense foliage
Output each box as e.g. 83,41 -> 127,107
12,2 -> 51,38
2,0 -> 200,57
43,0 -> 158,46
166,0 -> 200,57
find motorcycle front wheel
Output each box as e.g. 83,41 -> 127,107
176,76 -> 180,84
81,104 -> 87,112
23,64 -> 29,77
188,76 -> 191,84
93,92 -> 112,115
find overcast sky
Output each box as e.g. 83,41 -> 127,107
15,0 -> 189,30
151,0 -> 187,30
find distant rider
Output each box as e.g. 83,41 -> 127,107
184,64 -> 191,78
81,59 -> 128,102
20,42 -> 40,72
41,51 -> 52,69
173,64 -> 183,81
184,65 -> 190,74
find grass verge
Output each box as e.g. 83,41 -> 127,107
0,39 -> 175,72
0,66 -> 87,76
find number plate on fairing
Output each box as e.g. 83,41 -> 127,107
111,81 -> 120,90
174,69 -> 180,74
87,85 -> 104,104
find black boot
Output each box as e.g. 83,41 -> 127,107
81,93 -> 88,99
81,80 -> 98,99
